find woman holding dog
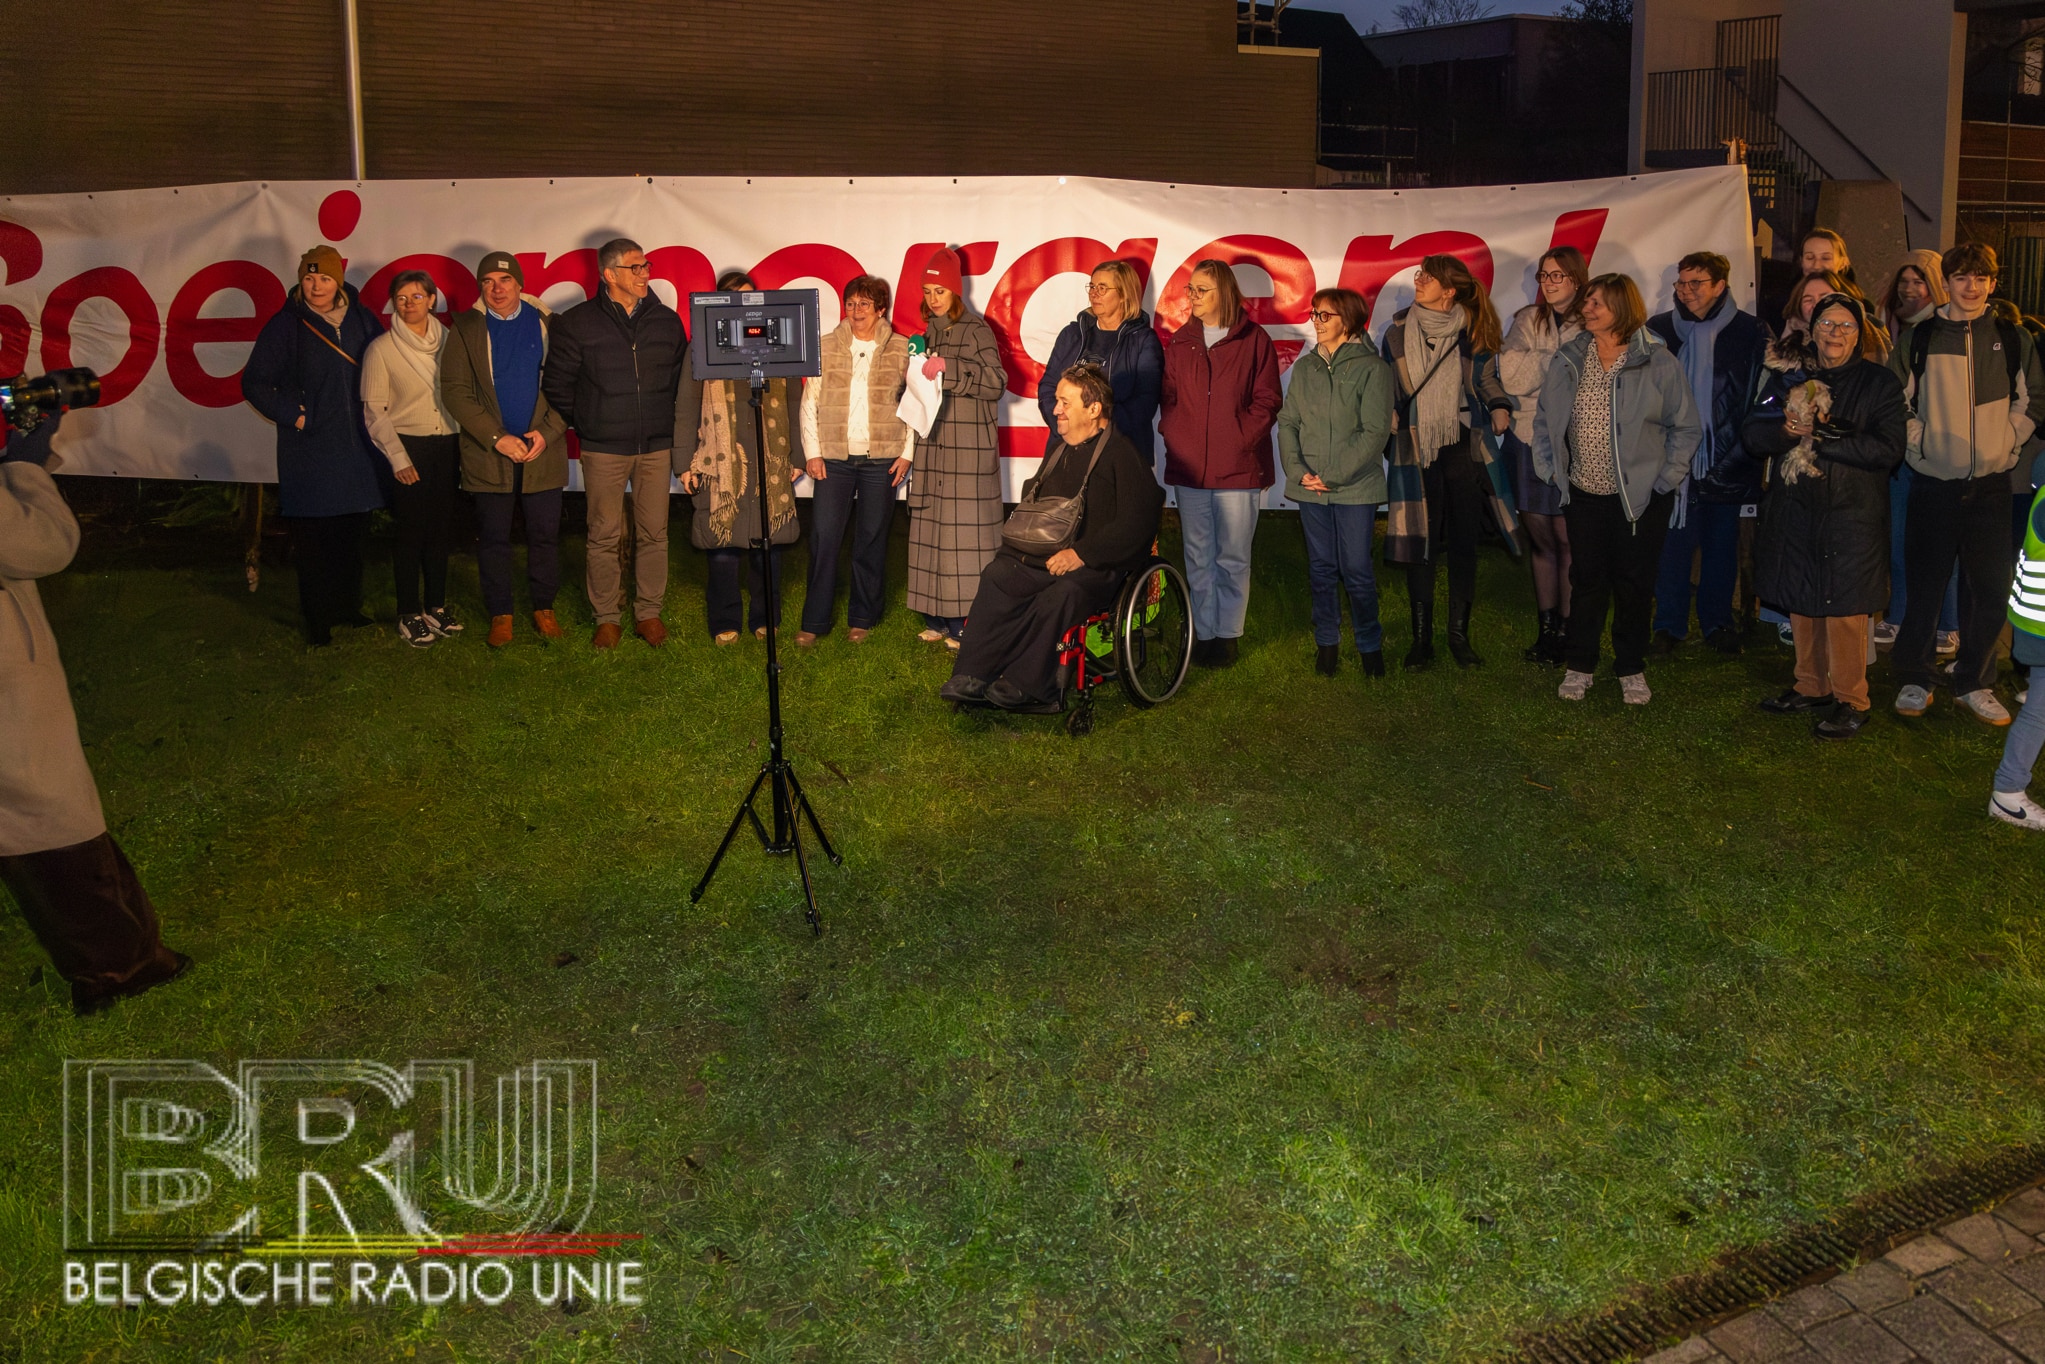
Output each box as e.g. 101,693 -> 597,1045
1742,294 -> 1907,739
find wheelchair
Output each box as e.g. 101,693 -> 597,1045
1052,555 -> 1194,736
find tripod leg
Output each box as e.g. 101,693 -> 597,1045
786,794 -> 823,937
692,766 -> 771,903
785,767 -> 842,867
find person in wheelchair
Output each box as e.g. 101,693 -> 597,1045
940,364 -> 1165,712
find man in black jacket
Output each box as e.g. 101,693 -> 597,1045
942,365 -> 1164,712
542,238 -> 686,648
1648,251 -> 1772,656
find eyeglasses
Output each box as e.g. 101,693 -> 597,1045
1086,282 -> 1117,295
1310,310 -> 1342,324
1536,271 -> 1571,284
844,298 -> 877,311
1813,318 -> 1860,334
609,262 -> 651,276
1414,271 -> 1437,286
1672,278 -> 1715,292
1186,284 -> 1215,298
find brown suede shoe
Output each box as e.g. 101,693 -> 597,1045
795,631 -> 818,647
847,628 -> 869,643
592,622 -> 622,649
635,617 -> 668,648
533,609 -> 564,641
488,615 -> 515,648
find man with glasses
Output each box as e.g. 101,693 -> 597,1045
1645,251 -> 1770,657
1888,241 -> 2045,724
542,237 -> 687,648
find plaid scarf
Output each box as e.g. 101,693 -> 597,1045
1384,376 -> 1521,566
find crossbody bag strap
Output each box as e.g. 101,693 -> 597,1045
301,318 -> 360,367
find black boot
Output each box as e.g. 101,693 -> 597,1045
1403,597 -> 1435,670
1315,644 -> 1340,676
1523,609 -> 1562,667
1359,650 -> 1386,678
1446,598 -> 1484,668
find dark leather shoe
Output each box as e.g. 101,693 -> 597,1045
1213,637 -> 1239,667
591,622 -> 622,650
1704,627 -> 1743,656
1650,629 -> 1682,656
1359,650 -> 1386,678
984,678 -> 1064,713
1814,704 -> 1871,740
939,675 -> 989,704
74,951 -> 193,1017
1315,644 -> 1339,676
1191,638 -> 1216,668
1759,688 -> 1831,714
635,617 -> 668,647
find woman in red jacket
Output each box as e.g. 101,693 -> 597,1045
1159,260 -> 1284,667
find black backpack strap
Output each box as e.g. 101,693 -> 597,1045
2000,317 -> 2025,395
1907,322 -> 1933,416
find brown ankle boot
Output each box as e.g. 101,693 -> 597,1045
532,609 -> 563,641
487,615 -> 515,648
591,622 -> 622,649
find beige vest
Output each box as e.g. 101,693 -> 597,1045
816,320 -> 910,459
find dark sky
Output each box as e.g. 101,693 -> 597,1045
1295,1 -> 1574,36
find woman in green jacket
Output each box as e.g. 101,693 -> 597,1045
1277,287 -> 1396,677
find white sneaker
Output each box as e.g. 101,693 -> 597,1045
1558,669 -> 1594,701
1894,684 -> 1932,717
1958,689 -> 2013,727
1990,791 -> 2045,830
1776,622 -> 1795,646
1872,620 -> 1899,647
1619,674 -> 1651,705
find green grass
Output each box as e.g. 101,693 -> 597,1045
3,500 -> 2043,1362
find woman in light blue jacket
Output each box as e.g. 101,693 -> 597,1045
1533,273 -> 1702,706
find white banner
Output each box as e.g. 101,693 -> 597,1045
0,167 -> 1753,498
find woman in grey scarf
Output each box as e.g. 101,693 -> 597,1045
1380,254 -> 1515,669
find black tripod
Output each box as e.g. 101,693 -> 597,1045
690,373 -> 840,935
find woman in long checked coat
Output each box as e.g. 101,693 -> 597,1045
906,247 -> 1008,647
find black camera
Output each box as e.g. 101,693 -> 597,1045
1,367 -> 100,433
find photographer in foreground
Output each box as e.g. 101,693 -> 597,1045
0,410 -> 189,1014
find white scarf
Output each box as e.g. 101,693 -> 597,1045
1406,304 -> 1467,459
387,313 -> 445,391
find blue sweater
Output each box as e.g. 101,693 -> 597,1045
487,304 -> 544,435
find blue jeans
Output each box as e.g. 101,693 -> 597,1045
1995,687 -> 2045,795
802,457 -> 896,635
1888,462 -> 1959,631
1653,499 -> 1741,637
1298,502 -> 1383,653
1175,486 -> 1261,640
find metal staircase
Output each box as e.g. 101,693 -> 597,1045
1642,15 -> 1829,250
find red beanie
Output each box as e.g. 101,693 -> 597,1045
922,246 -> 964,295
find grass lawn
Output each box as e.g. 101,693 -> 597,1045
3,495 -> 2043,1363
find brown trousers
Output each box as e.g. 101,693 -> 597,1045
1,832 -> 182,1010
581,450 -> 672,624
1791,613 -> 1871,711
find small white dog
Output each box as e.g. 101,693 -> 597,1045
1778,378 -> 1831,485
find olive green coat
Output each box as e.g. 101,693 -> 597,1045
1275,339 -> 1394,505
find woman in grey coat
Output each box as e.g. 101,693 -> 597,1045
905,247 -> 1008,648
1533,273 -> 1703,705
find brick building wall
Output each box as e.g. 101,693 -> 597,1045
7,2 -> 1318,193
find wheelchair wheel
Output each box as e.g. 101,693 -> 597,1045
1114,558 -> 1192,708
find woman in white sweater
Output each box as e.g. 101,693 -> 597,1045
361,271 -> 461,647
1498,246 -> 1588,666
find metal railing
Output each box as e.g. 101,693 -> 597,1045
1645,62 -> 1829,244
